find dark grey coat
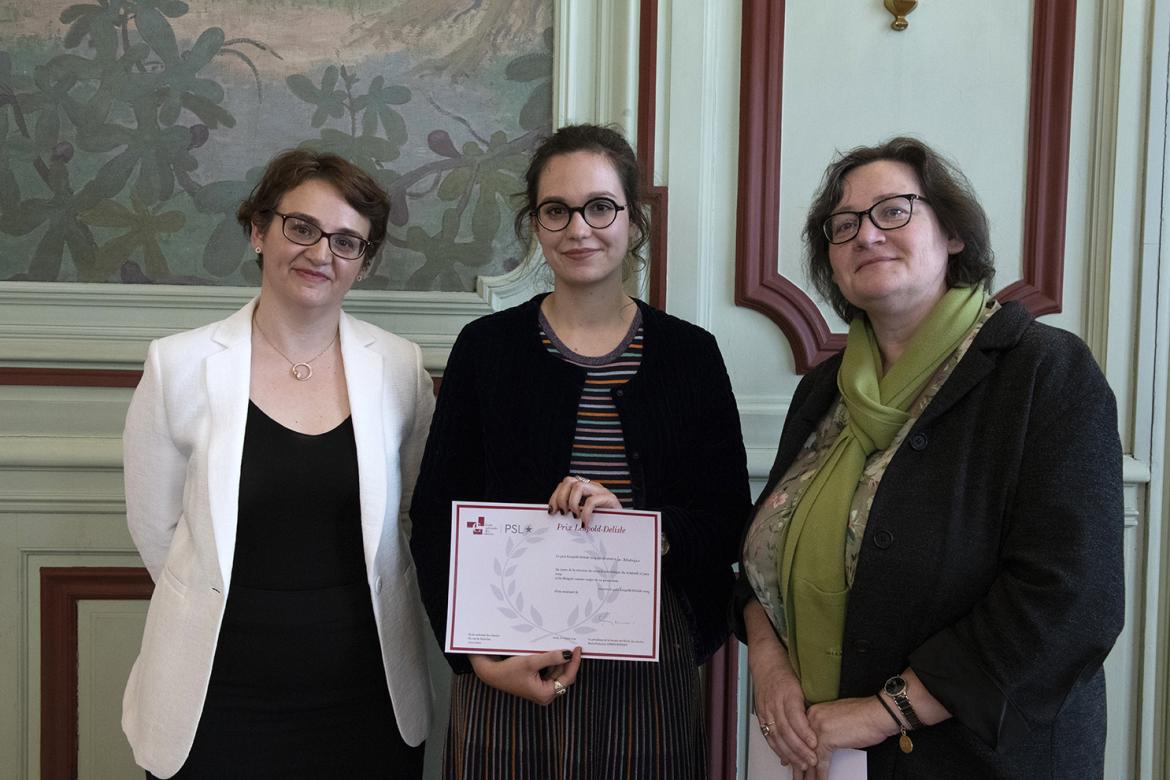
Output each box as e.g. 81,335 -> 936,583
741,301 -> 1124,778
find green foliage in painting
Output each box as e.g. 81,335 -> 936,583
0,1 -> 553,289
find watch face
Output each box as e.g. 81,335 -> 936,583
884,676 -> 907,697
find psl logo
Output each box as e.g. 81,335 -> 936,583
466,516 -> 486,535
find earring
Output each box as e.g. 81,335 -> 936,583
254,246 -> 261,254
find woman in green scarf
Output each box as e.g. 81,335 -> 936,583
738,138 -> 1122,778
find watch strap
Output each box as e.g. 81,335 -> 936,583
885,680 -> 924,730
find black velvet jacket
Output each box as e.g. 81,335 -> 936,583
411,294 -> 752,674
736,301 -> 1124,778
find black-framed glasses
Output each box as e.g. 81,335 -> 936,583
270,211 -> 371,260
534,197 -> 626,231
822,194 -> 928,245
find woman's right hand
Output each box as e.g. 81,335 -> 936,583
745,600 -> 819,771
468,647 -> 582,705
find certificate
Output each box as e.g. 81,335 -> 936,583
445,501 -> 662,661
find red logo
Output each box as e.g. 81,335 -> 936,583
469,516 -> 486,535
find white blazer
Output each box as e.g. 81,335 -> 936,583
121,299 -> 435,778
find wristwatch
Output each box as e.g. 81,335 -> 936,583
883,675 -> 924,730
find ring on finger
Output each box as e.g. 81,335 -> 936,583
553,679 -> 568,697
573,475 -> 590,484
759,720 -> 775,737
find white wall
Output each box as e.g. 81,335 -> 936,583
646,1 -> 1168,778
0,1 -> 1166,777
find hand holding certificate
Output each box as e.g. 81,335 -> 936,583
445,502 -> 662,661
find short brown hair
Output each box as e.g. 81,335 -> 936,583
237,149 -> 391,269
803,136 -> 995,322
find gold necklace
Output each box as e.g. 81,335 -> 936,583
252,317 -> 338,381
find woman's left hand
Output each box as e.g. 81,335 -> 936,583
548,475 -> 621,527
799,697 -> 898,780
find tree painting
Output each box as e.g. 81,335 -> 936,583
0,0 -> 553,290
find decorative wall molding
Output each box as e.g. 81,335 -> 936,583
1134,2 -> 1170,775
40,567 -> 154,780
734,0 -> 1077,372
0,368 -> 140,387
638,0 -> 668,310
0,435 -> 121,469
1082,0 -> 1124,362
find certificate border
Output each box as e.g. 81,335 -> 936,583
447,502 -> 661,661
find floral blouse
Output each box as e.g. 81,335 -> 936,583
742,300 -> 1001,642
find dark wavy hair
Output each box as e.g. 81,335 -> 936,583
513,124 -> 649,274
237,149 -> 391,270
803,136 -> 995,322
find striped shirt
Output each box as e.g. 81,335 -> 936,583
539,309 -> 644,507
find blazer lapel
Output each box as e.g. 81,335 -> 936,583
914,301 -> 1030,430
204,298 -> 257,592
341,312 -> 386,573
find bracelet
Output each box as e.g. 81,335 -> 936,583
875,693 -> 904,729
875,693 -> 914,755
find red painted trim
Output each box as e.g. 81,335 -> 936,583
734,0 -> 1076,371
643,186 -> 669,309
999,0 -> 1076,314
0,367 -> 441,395
733,0 -> 842,372
705,639 -> 741,779
41,567 -> 154,780
638,0 -> 669,310
0,367 -> 142,387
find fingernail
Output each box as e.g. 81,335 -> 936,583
547,506 -> 553,514
562,650 -> 572,660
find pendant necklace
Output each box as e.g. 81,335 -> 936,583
253,316 -> 338,381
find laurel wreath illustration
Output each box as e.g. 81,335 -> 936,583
492,526 -> 623,640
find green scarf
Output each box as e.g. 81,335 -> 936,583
778,285 -> 987,703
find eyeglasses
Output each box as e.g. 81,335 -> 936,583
822,194 -> 928,245
270,211 -> 371,260
534,197 -> 626,231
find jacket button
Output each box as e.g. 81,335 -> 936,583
853,639 -> 871,654
615,388 -> 624,398
375,576 -> 383,594
630,451 -> 640,460
909,432 -> 928,451
873,529 -> 894,549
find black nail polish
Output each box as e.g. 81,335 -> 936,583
562,650 -> 572,660
547,506 -> 553,514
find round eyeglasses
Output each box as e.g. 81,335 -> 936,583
822,194 -> 928,245
534,197 -> 626,232
270,211 -> 371,260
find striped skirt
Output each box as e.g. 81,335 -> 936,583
444,583 -> 705,780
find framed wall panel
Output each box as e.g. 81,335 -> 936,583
734,0 -> 1076,371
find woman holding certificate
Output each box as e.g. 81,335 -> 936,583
410,124 -> 752,778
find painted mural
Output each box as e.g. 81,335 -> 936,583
0,0 -> 553,290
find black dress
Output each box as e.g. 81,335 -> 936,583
161,402 -> 423,779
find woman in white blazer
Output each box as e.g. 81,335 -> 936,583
121,150 -> 435,779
